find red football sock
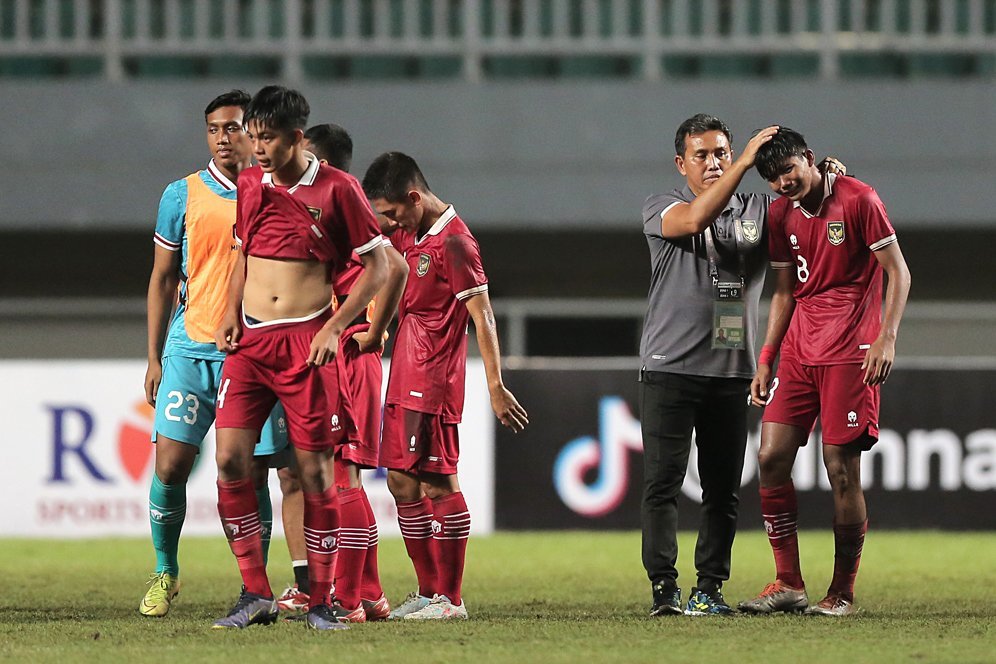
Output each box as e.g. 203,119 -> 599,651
333,488 -> 366,610
829,520 -> 868,601
303,486 -> 340,609
760,482 -> 804,589
432,491 -> 471,606
397,497 -> 436,597
217,478 -> 271,597
359,487 -> 384,601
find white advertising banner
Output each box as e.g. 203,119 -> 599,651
0,360 -> 494,538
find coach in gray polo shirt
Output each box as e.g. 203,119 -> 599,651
640,115 -> 777,617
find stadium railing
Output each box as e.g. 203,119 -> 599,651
1,0 -> 994,80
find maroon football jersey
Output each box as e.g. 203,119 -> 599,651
235,156 -> 383,267
769,174 -> 897,365
385,206 -> 488,422
332,238 -> 392,297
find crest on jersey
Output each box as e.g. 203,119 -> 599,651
827,221 -> 845,246
307,206 -> 322,222
416,253 -> 431,277
738,219 -> 759,244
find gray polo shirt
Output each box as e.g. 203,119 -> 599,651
640,185 -> 770,379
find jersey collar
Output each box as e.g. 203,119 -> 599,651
415,205 -> 457,245
261,151 -> 320,194
794,172 -> 836,218
207,159 -> 237,191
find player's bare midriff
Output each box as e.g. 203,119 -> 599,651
243,255 -> 332,321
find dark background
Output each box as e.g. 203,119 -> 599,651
6,228 -> 989,300
495,367 -> 996,531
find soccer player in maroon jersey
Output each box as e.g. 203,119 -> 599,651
273,123 -> 405,622
739,128 -> 911,616
210,86 -> 395,631
362,152 -> 529,620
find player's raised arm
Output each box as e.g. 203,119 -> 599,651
214,245 -> 246,353
661,125 -> 778,239
464,292 -> 528,433
862,242 -> 911,386
146,244 -> 181,405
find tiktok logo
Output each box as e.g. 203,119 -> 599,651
552,396 -> 763,517
552,397 -> 643,517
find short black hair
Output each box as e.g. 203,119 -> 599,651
362,152 -> 430,203
755,127 -> 809,181
243,85 -> 310,134
304,123 -> 353,172
674,114 -> 732,156
204,89 -> 250,118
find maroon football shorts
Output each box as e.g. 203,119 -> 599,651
330,323 -> 383,469
380,404 -> 460,475
216,310 -> 344,452
761,357 -> 880,447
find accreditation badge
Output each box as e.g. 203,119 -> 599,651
712,300 -> 746,350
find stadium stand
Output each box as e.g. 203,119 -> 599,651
1,0 -> 994,81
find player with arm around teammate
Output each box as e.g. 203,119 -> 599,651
362,152 -> 528,620
639,115 -> 779,618
141,90 -> 288,618
739,128 -> 911,616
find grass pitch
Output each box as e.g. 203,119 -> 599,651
1,531 -> 993,663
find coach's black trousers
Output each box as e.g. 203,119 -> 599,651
640,371 -> 750,592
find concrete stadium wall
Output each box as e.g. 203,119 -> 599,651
2,79 -> 993,230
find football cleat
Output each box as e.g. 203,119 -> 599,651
139,572 -> 181,618
388,591 -> 432,620
211,588 -> 278,629
805,593 -> 857,616
306,604 -> 351,631
649,581 -> 682,617
684,587 -> 735,616
330,601 -> 367,623
276,584 -> 310,612
403,594 -> 468,620
738,580 -> 809,614
361,594 -> 391,621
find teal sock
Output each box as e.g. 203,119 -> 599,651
256,485 -> 273,567
149,474 -> 186,577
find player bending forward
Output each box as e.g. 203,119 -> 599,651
362,152 -> 529,620
739,128 -> 910,616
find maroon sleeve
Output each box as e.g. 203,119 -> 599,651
332,174 -> 383,257
445,232 -> 488,300
853,187 -> 896,249
234,170 -> 253,246
767,199 -> 792,267
388,229 -> 407,253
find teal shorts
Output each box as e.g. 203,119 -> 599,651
153,355 -> 288,457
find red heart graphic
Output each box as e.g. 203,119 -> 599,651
118,418 -> 155,483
